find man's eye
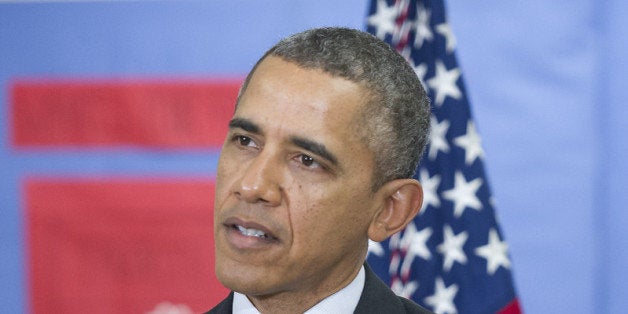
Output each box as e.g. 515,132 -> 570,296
235,135 -> 255,147
301,154 -> 314,166
299,154 -> 322,169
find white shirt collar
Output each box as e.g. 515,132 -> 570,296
233,265 -> 365,314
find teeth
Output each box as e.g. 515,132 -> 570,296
237,225 -> 267,238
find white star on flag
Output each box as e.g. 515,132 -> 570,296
401,223 -> 433,260
413,2 -> 433,48
411,60 -> 428,87
436,23 -> 456,53
437,225 -> 469,272
428,116 -> 450,160
427,60 -> 462,106
419,168 -> 441,212
367,0 -> 397,39
442,171 -> 483,218
454,121 -> 484,165
392,278 -> 420,299
400,224 -> 433,277
367,239 -> 385,258
475,229 -> 511,275
424,278 -> 458,314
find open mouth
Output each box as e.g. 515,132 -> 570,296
235,225 -> 269,239
226,222 -> 279,242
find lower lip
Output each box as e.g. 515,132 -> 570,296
223,225 -> 279,250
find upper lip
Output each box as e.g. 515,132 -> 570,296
223,217 -> 279,240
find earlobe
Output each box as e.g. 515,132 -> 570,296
368,179 -> 424,242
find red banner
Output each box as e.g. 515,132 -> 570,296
25,179 -> 228,314
11,79 -> 240,148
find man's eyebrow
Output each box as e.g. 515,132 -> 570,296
228,118 -> 260,134
291,136 -> 338,166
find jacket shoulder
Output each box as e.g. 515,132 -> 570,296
205,292 -> 234,314
399,296 -> 434,314
355,263 -> 433,314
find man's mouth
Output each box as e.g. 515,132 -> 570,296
235,225 -> 269,239
223,218 -> 279,243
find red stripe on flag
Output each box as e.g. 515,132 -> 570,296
11,79 -> 241,148
25,178 -> 228,314
498,299 -> 523,314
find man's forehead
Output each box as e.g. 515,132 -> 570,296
239,57 -> 367,116
235,55 -> 375,152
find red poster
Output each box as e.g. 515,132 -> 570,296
11,79 -> 241,148
25,179 -> 228,314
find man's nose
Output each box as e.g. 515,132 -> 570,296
234,152 -> 283,206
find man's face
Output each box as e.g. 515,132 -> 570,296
213,56 -> 383,299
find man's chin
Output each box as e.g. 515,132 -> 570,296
215,260 -> 276,296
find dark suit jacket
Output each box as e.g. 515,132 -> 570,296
206,263 -> 433,314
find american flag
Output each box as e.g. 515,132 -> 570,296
365,1 -> 522,313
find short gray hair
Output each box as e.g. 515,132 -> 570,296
239,27 -> 430,190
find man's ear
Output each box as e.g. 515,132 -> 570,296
368,179 -> 424,242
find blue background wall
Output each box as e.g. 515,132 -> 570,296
1,1 -> 627,313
